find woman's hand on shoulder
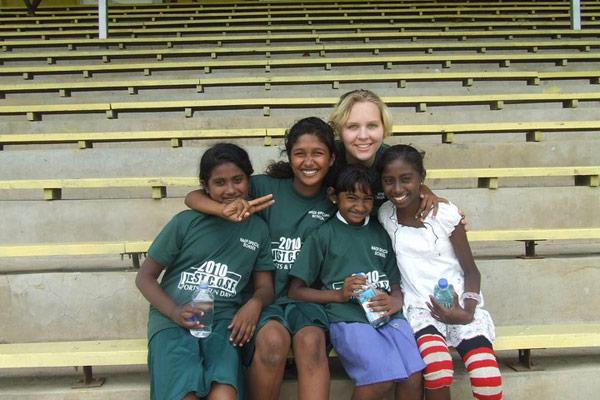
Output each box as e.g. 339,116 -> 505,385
427,290 -> 474,325
418,186 -> 469,228
228,298 -> 262,347
417,184 -> 448,220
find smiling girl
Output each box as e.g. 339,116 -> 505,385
377,145 -> 502,400
184,118 -> 337,400
329,89 -> 445,217
289,164 -> 425,400
136,143 -> 275,400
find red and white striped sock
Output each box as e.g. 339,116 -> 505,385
416,333 -> 454,390
463,347 -> 503,400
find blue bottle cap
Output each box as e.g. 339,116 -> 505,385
438,278 -> 448,289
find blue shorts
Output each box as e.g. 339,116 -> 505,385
148,320 -> 246,400
330,319 -> 426,386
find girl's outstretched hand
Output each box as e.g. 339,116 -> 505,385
228,298 -> 262,347
173,303 -> 204,330
427,290 -> 474,325
339,275 -> 367,302
222,194 -> 275,222
367,290 -> 403,318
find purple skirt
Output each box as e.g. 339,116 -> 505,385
330,319 -> 426,386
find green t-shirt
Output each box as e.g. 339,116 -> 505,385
146,210 -> 274,340
290,214 -> 402,324
249,174 -> 336,303
326,141 -> 389,210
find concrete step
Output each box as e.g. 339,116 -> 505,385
1,101 -> 600,134
1,184 -> 598,245
1,140 -> 598,180
1,350 -> 599,400
1,255 -> 598,343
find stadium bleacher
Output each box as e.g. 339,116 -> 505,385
0,0 -> 599,399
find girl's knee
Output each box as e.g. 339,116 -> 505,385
394,371 -> 424,400
207,383 -> 237,400
461,346 -> 502,400
254,322 -> 291,368
293,327 -> 326,353
293,327 -> 328,370
416,333 -> 454,390
404,371 -> 424,391
362,380 -> 396,396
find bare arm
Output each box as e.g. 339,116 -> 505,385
449,223 -> 481,313
184,189 -> 224,216
428,223 -> 480,324
135,256 -> 201,329
288,275 -> 366,304
228,270 -> 275,346
185,189 -> 274,222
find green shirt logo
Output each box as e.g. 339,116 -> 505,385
272,236 -> 302,270
178,260 -> 242,298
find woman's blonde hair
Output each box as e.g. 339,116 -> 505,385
329,89 -> 393,138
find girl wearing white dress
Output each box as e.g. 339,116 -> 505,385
377,145 -> 502,400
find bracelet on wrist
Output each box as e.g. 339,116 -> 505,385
461,291 -> 482,304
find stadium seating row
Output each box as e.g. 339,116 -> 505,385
4,29 -> 600,51
2,40 -> 599,64
4,20 -> 600,40
3,53 -> 598,81
1,93 -> 598,121
0,1 -> 598,399
0,166 -> 597,201
1,121 -> 597,148
1,71 -> 598,100
1,323 -> 599,388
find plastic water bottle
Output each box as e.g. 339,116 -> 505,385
433,278 -> 454,309
189,281 -> 214,338
354,273 -> 390,328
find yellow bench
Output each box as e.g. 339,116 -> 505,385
0,167 -> 597,200
1,323 -> 599,387
2,0 -> 595,17
1,40 -> 598,64
0,11 -> 583,29
3,29 -> 600,52
3,11 -> 596,34
1,228 -> 598,264
3,19 -> 600,40
1,71 -> 598,100
3,3 -> 598,21
1,121 -> 598,149
1,92 -> 599,120
3,52 -> 599,80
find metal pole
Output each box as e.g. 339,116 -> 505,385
571,0 -> 581,30
99,0 -> 108,39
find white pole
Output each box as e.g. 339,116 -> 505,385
571,0 -> 581,30
99,0 -> 108,39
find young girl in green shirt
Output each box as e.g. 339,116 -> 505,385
184,118 -> 337,400
289,163 -> 425,400
136,143 -> 275,400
